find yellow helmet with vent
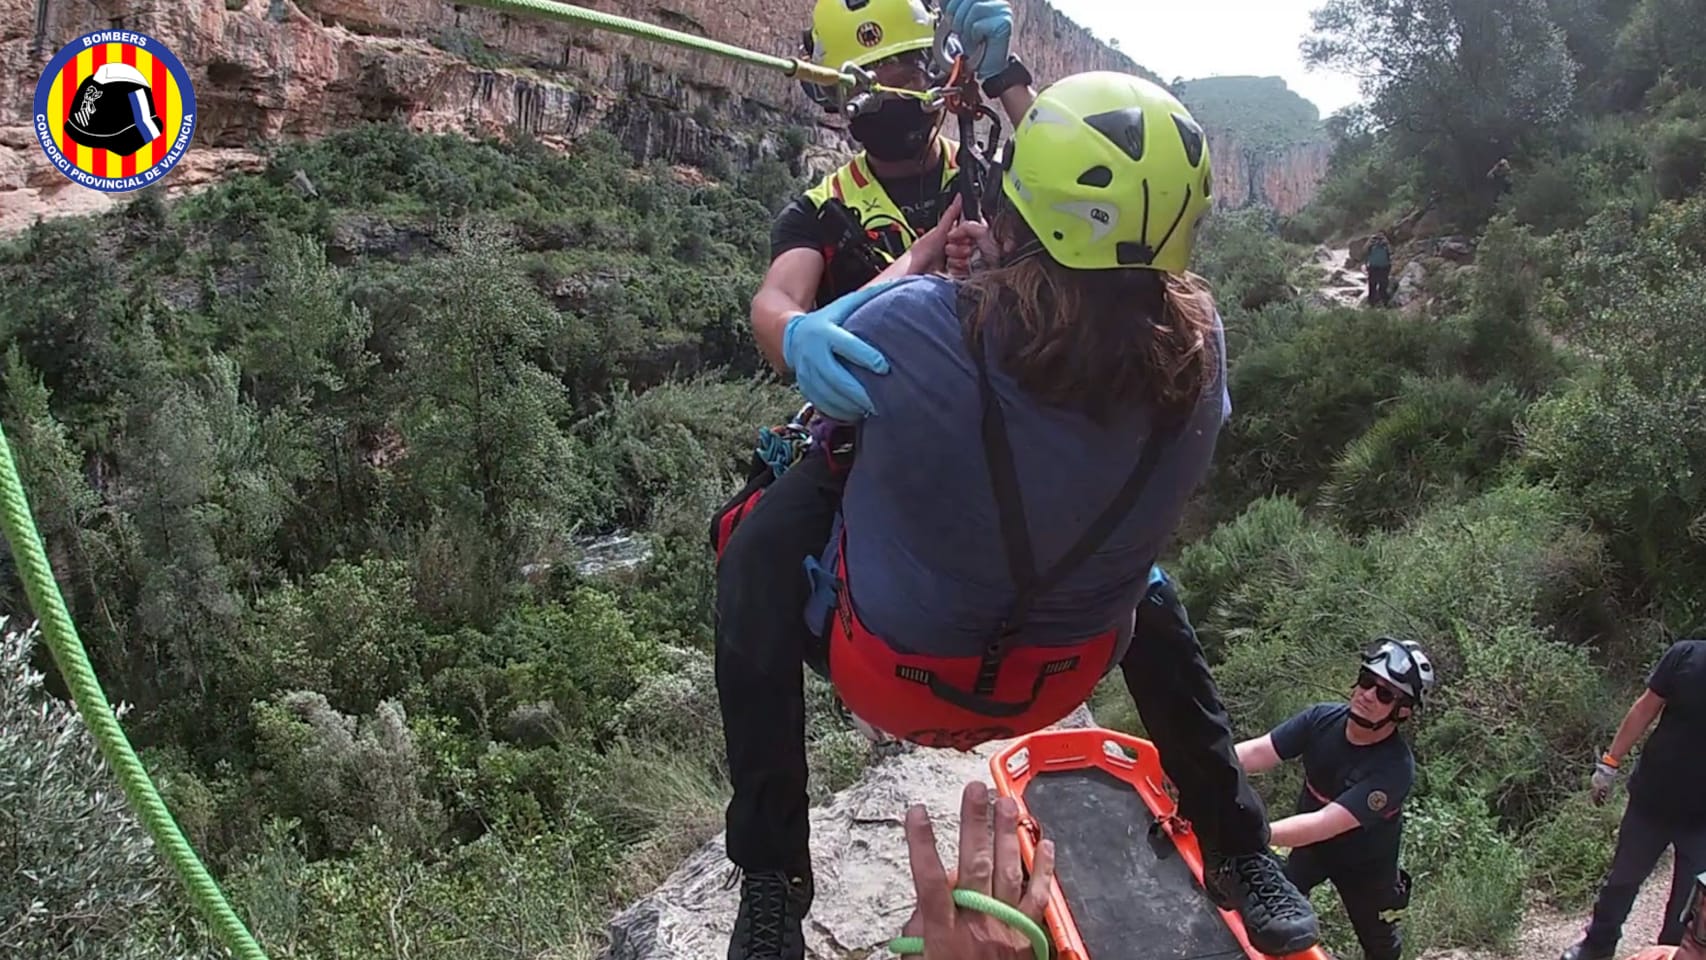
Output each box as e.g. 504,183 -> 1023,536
1000,71 -> 1214,273
806,0 -> 936,76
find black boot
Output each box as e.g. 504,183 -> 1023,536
727,865 -> 814,960
1202,849 -> 1320,956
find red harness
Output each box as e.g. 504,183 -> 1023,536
825,324 -> 1179,752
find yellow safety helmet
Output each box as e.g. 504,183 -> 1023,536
802,0 -> 936,102
999,71 -> 1214,273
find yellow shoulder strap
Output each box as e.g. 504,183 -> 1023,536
800,139 -> 964,258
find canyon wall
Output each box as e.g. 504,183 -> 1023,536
1210,134 -> 1333,216
1,0 -> 1325,232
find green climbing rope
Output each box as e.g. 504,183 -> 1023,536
454,0 -> 938,100
0,423 -> 271,960
888,888 -> 1054,960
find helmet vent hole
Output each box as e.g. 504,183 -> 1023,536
1053,231 -> 1065,241
1077,166 -> 1113,188
1172,114 -> 1205,167
1084,107 -> 1147,162
1116,241 -> 1155,266
1203,173 -> 1213,199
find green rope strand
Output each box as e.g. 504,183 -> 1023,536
0,422 -> 269,960
457,0 -> 838,82
888,888 -> 1053,960
454,0 -> 939,99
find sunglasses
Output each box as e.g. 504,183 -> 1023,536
1356,670 -> 1399,704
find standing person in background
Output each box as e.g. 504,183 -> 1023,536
1560,637 -> 1706,960
1364,233 -> 1391,308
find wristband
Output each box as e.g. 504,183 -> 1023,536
888,888 -> 1051,960
1600,752 -> 1619,769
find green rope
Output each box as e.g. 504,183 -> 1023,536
887,888 -> 1053,960
453,0 -> 938,99
0,422 -> 269,960
457,0 -> 840,83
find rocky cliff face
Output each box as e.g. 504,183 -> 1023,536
1,0 -> 1325,232
0,0 -> 1139,230
1209,134 -> 1332,216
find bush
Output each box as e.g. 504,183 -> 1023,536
1320,375 -> 1528,535
1522,791 -> 1624,910
0,620 -> 188,959
252,692 -> 444,859
1650,116 -> 1706,199
1403,790 -> 1530,953
1204,307 -> 1464,520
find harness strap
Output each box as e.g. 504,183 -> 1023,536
960,317 -> 1181,703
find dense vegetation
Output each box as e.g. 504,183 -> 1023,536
1176,76 -> 1325,155
3,0 -> 1704,957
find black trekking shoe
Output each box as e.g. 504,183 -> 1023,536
727,866 -> 814,960
1202,850 -> 1320,956
1559,938 -> 1618,960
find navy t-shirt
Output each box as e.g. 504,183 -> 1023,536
1627,639 -> 1706,823
1270,703 -> 1416,871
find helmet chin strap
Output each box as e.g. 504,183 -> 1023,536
1347,710 -> 1396,732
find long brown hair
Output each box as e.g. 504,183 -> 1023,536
960,207 -> 1220,427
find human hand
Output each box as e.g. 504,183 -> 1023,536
906,195 -> 964,277
781,282 -> 895,421
944,0 -> 1013,81
945,218 -> 998,278
897,780 -> 1056,960
1590,759 -> 1619,806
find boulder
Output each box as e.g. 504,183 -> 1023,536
1392,260 -> 1428,309
1348,235 -> 1371,265
600,705 -> 1095,960
1435,235 -> 1476,263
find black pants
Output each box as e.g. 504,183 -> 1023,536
1284,846 -> 1407,960
1583,802 -> 1706,949
713,454 -> 1270,873
1367,265 -> 1391,306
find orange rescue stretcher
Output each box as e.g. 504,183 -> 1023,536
989,728 -> 1337,960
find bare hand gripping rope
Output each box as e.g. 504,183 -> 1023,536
0,4 -> 1020,959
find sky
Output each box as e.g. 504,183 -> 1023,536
1043,0 -> 1365,118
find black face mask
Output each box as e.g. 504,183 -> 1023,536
850,96 -> 934,163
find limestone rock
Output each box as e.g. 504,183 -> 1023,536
1392,259 -> 1428,308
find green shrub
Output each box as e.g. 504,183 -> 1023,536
1403,790 -> 1530,953
1523,791 -> 1624,910
0,621 -> 190,959
1320,375 -> 1528,534
1651,116 -> 1706,199
1205,307 -> 1465,521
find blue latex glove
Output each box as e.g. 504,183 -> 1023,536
782,282 -> 896,422
945,0 -> 1014,81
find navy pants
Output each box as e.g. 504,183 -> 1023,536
1583,803 -> 1706,949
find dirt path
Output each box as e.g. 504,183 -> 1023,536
1427,851 -> 1678,960
1309,245 -> 1368,308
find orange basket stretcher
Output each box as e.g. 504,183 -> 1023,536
989,727 -> 1337,960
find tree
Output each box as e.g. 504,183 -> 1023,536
1304,0 -> 1579,209
392,220 -> 593,627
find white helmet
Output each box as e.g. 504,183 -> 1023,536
1362,637 -> 1436,707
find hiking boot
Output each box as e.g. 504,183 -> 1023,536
727,865 -> 814,960
1202,849 -> 1320,956
1559,939 -> 1618,960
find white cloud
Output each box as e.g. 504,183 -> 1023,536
1039,0 -> 1364,117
